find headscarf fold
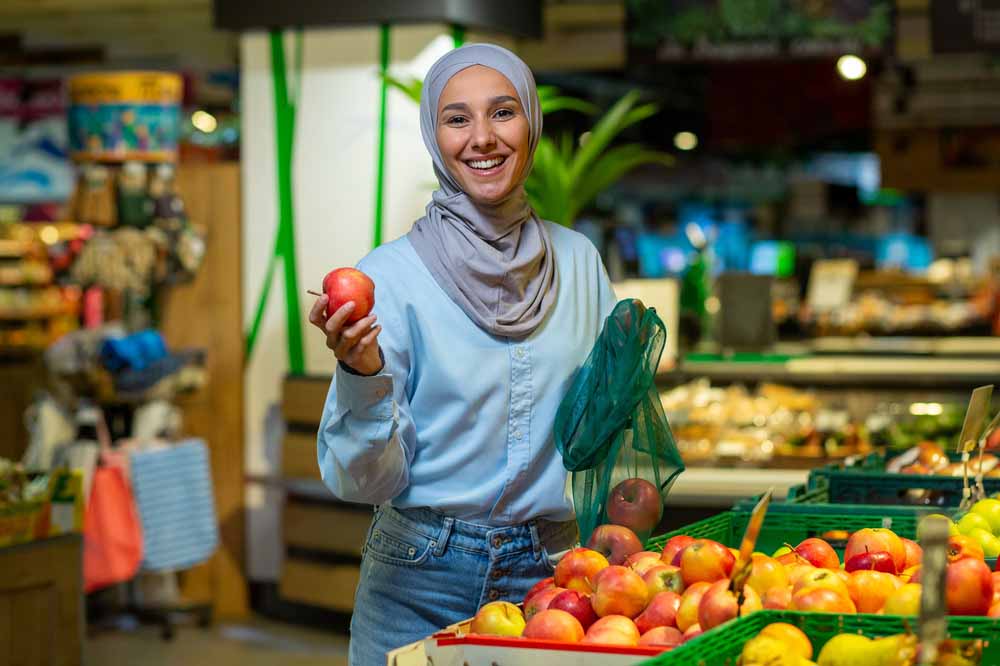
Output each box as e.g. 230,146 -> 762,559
407,43 -> 557,338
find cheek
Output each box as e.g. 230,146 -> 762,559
436,130 -> 465,161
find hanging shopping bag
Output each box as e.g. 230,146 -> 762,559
129,438 -> 218,571
82,409 -> 143,592
554,299 -> 685,546
83,464 -> 144,592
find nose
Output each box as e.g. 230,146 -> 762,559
470,118 -> 496,153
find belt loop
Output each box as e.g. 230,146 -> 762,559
528,521 -> 542,560
433,516 -> 454,557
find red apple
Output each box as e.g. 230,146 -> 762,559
790,587 -> 856,613
554,548 -> 609,594
524,586 -> 567,620
582,615 -> 640,646
523,577 -> 555,607
676,581 -> 711,632
681,624 -> 704,643
883,583 -> 922,615
522,609 -> 585,642
607,477 -> 663,534
697,578 -> 762,630
844,550 -> 897,574
470,601 -> 526,637
591,565 -> 648,618
845,529 -> 905,573
322,267 -> 374,321
948,535 -> 986,563
638,626 -> 683,648
792,538 -> 840,570
679,539 -> 736,586
660,535 -> 695,566
642,564 -> 685,597
847,570 -> 902,614
548,589 -> 598,631
627,551 -> 664,576
991,571 -> 1000,606
946,557 -> 993,616
762,586 -> 792,610
634,591 -> 681,634
587,524 -> 644,566
901,538 -> 923,569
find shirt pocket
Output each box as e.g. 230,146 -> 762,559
364,511 -> 434,567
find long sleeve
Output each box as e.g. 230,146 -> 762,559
316,267 -> 416,506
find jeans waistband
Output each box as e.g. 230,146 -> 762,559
378,505 -> 578,559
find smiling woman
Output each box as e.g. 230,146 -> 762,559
310,43 -> 620,666
435,66 -> 531,205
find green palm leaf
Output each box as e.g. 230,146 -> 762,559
383,74 -> 423,104
567,144 -> 674,223
568,90 -> 647,185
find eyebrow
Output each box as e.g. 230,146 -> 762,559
440,95 -> 519,114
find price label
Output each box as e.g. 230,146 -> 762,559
918,515 -> 949,666
730,488 -> 773,607
806,259 -> 857,313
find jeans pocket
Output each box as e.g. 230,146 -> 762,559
365,511 -> 434,567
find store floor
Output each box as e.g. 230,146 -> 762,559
85,616 -> 350,666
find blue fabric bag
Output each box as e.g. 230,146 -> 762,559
128,438 -> 219,571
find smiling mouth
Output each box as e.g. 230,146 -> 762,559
464,156 -> 508,175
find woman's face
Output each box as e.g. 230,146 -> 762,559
436,65 -> 530,206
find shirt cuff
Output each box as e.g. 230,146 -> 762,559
336,363 -> 393,419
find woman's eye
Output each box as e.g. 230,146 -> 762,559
494,108 -> 515,120
445,115 -> 468,126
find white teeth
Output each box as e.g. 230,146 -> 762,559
468,157 -> 505,169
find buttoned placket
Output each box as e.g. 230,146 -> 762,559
488,343 -> 533,522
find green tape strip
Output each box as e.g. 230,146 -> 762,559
244,30 -> 306,373
372,24 -> 391,250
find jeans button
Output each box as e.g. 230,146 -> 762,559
492,536 -> 503,549
491,569 -> 503,580
488,589 -> 500,601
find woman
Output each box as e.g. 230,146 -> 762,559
309,44 -> 617,664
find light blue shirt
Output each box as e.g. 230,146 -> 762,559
317,222 -> 617,526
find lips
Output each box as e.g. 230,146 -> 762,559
464,155 -> 508,176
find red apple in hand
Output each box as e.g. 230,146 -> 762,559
322,267 -> 374,321
607,478 -> 663,534
548,589 -> 598,631
587,524 -> 643,566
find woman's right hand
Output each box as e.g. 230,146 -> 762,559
309,295 -> 383,376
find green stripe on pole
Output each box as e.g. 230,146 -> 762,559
372,24 -> 391,250
451,24 -> 466,48
244,30 -> 306,373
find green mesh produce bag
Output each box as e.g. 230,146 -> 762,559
554,299 -> 685,545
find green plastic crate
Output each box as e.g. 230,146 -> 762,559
647,507 -> 926,558
809,455 -> 1000,507
638,610 -> 1000,666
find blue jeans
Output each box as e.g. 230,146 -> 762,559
349,505 -> 578,666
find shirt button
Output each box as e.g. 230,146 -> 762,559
488,590 -> 500,601
513,429 -> 522,439
515,347 -> 526,359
